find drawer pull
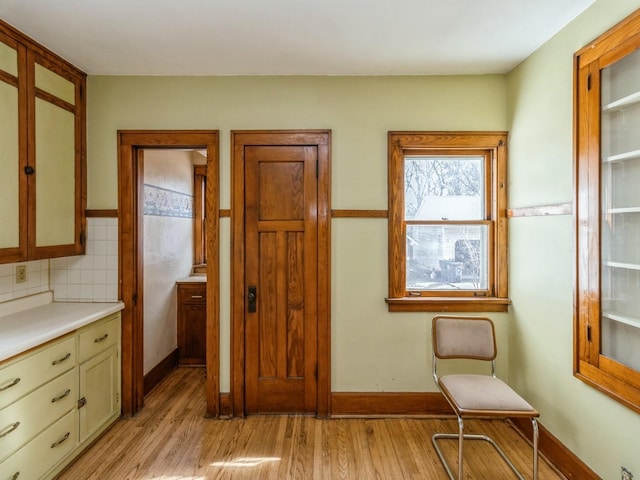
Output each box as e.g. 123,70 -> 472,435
10,472 -> 20,480
94,333 -> 109,343
50,431 -> 70,448
0,377 -> 20,391
190,295 -> 204,299
0,422 -> 20,438
52,352 -> 72,365
51,389 -> 72,403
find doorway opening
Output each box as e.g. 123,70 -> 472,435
117,130 -> 220,417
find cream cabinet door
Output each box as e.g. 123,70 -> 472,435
29,54 -> 84,259
0,34 -> 26,262
78,344 -> 120,443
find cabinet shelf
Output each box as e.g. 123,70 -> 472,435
603,149 -> 640,163
602,311 -> 640,329
603,260 -> 640,270
605,207 -> 640,214
603,90 -> 640,112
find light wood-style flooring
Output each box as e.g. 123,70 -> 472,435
57,367 -> 565,479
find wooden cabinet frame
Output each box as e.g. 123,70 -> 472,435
0,19 -> 86,263
574,8 -> 640,413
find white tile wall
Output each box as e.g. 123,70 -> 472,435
0,259 -> 50,303
50,218 -> 119,302
0,218 -> 119,306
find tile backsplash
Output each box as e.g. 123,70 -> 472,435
51,217 -> 119,302
0,259 -> 50,303
0,217 -> 119,305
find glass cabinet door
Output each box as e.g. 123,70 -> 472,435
600,48 -> 640,372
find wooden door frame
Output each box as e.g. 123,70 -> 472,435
230,130 -> 331,417
118,130 -> 220,417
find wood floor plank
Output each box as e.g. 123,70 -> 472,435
56,367 -> 565,480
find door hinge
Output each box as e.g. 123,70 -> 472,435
587,324 -> 592,342
78,397 -> 87,409
314,364 -> 318,380
316,159 -> 319,178
587,74 -> 592,91
132,292 -> 138,306
116,392 -> 120,404
80,230 -> 86,246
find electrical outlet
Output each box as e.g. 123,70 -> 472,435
622,467 -> 634,480
15,265 -> 26,284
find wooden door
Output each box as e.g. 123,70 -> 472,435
244,145 -> 318,413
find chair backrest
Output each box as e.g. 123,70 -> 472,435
432,315 -> 497,361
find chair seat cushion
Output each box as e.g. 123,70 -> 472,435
439,374 -> 538,416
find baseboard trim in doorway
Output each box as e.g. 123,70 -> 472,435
144,348 -> 179,395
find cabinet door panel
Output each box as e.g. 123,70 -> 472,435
0,36 -> 26,262
34,98 -> 76,247
34,62 -> 74,104
78,345 -> 119,443
0,81 -> 20,250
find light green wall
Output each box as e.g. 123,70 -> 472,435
86,74 -> 509,394
507,1 -> 640,478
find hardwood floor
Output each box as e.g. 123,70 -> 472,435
57,367 -> 564,479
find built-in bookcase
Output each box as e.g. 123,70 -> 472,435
575,8 -> 640,412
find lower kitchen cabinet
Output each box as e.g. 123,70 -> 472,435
0,312 -> 121,480
177,282 -> 207,365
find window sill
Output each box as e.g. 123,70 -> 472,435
385,296 -> 511,313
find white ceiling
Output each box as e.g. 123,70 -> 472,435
0,0 -> 594,76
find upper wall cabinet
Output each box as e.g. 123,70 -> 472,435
575,9 -> 640,413
0,20 -> 86,264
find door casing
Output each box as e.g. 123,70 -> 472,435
117,130 -> 220,417
231,130 -> 331,417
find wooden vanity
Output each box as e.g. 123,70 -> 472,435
176,277 -> 206,366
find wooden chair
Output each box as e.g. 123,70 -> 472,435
431,315 -> 539,480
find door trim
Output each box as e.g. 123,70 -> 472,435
231,130 -> 331,417
117,130 -> 220,417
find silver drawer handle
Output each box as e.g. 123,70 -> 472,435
52,352 -> 72,365
51,389 -> 71,403
190,295 -> 204,299
10,472 -> 20,480
94,333 -> 109,343
0,422 -> 20,438
0,378 -> 20,391
50,431 -> 70,448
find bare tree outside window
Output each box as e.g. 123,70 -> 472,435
404,156 -> 487,290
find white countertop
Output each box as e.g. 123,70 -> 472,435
0,301 -> 124,362
176,275 -> 207,283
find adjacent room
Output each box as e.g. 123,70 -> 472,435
1,0 -> 640,479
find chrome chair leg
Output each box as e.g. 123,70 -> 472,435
532,418 -> 539,480
458,416 -> 464,480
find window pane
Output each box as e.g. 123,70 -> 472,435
404,156 -> 484,220
406,224 -> 488,290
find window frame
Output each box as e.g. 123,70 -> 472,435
193,164 -> 207,265
386,131 -> 509,313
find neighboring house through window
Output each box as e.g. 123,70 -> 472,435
386,131 -> 509,312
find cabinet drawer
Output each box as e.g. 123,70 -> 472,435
78,313 -> 120,362
178,284 -> 207,304
0,369 -> 76,462
0,408 -> 76,480
0,336 -> 76,410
